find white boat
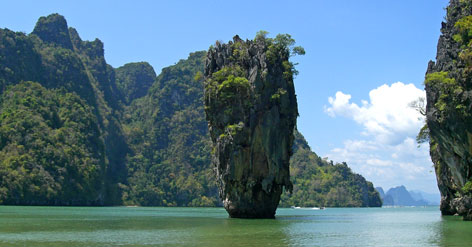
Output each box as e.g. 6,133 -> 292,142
291,206 -> 325,210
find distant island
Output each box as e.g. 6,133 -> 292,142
376,186 -> 440,206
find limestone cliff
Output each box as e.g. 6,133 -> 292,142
426,0 -> 472,220
204,34 -> 299,218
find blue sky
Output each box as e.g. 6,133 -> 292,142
1,0 -> 449,193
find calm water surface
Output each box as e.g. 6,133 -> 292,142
0,206 -> 471,246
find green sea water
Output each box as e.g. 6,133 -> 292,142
0,206 -> 471,246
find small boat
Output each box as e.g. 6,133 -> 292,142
291,206 -> 325,210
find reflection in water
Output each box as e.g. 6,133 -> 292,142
192,218 -> 291,246
0,206 -> 472,246
435,215 -> 472,247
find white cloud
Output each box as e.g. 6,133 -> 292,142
325,82 -> 425,145
324,82 -> 438,193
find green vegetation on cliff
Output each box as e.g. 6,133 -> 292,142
0,14 -> 381,208
205,65 -> 251,120
0,13 -> 127,204
424,72 -> 467,122
0,82 -> 105,205
122,51 -> 217,207
115,62 -> 156,104
281,131 -> 382,207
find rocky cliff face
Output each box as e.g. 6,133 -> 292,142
204,35 -> 298,218
426,0 -> 472,220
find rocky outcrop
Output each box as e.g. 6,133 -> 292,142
204,35 -> 298,218
32,13 -> 73,50
426,0 -> 472,220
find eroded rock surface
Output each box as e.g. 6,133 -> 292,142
204,35 -> 298,218
426,0 -> 472,220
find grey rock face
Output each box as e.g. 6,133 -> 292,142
204,35 -> 298,218
426,0 -> 472,221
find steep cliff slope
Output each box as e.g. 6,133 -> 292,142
425,0 -> 472,220
0,13 -> 128,204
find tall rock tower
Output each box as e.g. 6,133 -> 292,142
204,34 -> 300,218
